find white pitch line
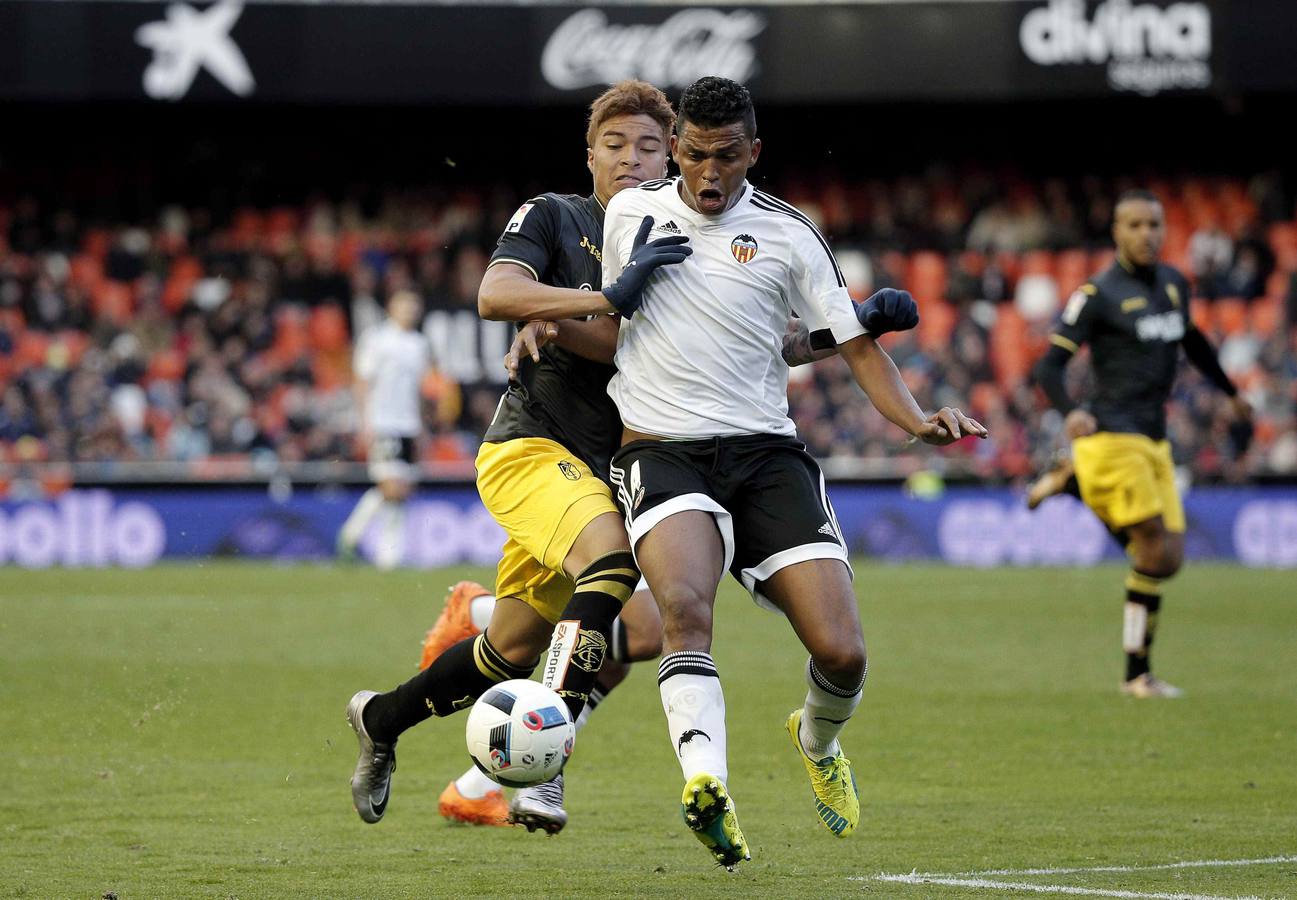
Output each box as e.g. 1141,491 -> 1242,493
871,873 -> 1263,900
954,855 -> 1297,878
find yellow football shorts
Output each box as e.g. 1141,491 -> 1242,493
1071,432 -> 1185,533
475,436 -> 619,623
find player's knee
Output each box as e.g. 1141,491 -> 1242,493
1159,544 -> 1184,578
812,639 -> 866,689
656,583 -> 714,648
1137,541 -> 1182,579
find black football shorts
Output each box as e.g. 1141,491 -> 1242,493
608,433 -> 851,611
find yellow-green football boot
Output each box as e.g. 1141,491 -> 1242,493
786,709 -> 860,837
680,773 -> 750,870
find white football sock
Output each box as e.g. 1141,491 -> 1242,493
339,487 -> 384,547
374,501 -> 406,569
658,652 -> 728,784
1123,601 -> 1149,654
455,765 -> 500,800
469,594 -> 496,632
798,657 -> 864,759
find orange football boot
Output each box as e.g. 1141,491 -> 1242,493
419,581 -> 491,670
438,780 -> 510,826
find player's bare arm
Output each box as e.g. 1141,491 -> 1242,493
504,316 -> 620,380
479,263 -> 615,322
837,334 -> 986,446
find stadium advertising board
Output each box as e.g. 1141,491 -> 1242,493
2,0 -> 1294,104
2,487 -> 1294,569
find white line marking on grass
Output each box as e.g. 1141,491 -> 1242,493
870,873 -> 1260,900
957,855 -> 1297,878
857,854 -> 1296,900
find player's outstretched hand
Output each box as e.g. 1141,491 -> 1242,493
504,320 -> 559,381
1063,409 -> 1098,441
914,407 -> 988,446
602,216 -> 692,316
856,288 -> 919,335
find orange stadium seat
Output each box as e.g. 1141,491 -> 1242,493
312,354 -> 348,391
1190,298 -> 1214,333
336,233 -> 363,271
1213,298 -> 1248,336
91,281 -> 133,325
309,306 -> 349,353
1249,295 -> 1284,337
990,307 -> 1031,387
907,251 -> 947,301
81,229 -> 111,260
1269,223 -> 1297,272
957,249 -> 986,278
1055,249 -> 1090,294
69,254 -> 104,291
16,332 -> 51,370
993,251 -> 1022,285
1020,250 -> 1055,278
0,306 -> 25,333
269,308 -> 310,364
916,299 -> 957,351
879,250 -> 908,289
146,349 -> 186,385
969,380 -> 1002,418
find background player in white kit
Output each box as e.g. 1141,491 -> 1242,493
603,77 -> 987,869
337,289 -> 431,569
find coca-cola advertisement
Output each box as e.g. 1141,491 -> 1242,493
2,0 -> 1295,105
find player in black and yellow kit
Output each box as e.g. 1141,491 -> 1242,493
345,81 -> 690,827
1032,190 -> 1251,698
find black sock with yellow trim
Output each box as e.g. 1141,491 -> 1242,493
363,633 -> 536,743
543,550 -> 638,720
1123,570 -> 1164,682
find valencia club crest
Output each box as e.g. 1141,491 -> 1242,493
730,234 -> 758,264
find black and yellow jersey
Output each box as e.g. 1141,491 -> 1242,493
482,193 -> 622,478
1048,259 -> 1193,440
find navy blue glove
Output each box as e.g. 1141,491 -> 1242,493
856,288 -> 919,335
602,216 -> 692,316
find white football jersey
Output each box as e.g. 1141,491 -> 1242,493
353,320 -> 432,436
604,177 -> 866,439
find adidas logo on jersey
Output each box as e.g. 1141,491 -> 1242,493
657,220 -> 683,235
818,522 -> 836,537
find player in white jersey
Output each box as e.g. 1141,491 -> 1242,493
338,289 -> 432,569
602,77 -> 987,869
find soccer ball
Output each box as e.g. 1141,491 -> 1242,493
465,679 -> 575,787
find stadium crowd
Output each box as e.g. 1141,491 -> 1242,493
2,170 -> 1295,482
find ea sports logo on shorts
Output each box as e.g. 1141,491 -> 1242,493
731,234 -> 758,264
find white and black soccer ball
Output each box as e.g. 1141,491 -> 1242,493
465,679 -> 575,787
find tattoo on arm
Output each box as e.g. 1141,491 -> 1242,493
781,319 -> 839,367
781,319 -> 819,367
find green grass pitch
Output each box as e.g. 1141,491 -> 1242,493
1,562 -> 1294,899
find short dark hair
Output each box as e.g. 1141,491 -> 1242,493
1115,188 -> 1161,208
677,76 -> 757,139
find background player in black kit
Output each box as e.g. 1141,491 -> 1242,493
1033,189 -> 1252,698
344,80 -> 691,829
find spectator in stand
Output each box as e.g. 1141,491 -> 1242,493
1188,215 -> 1233,299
